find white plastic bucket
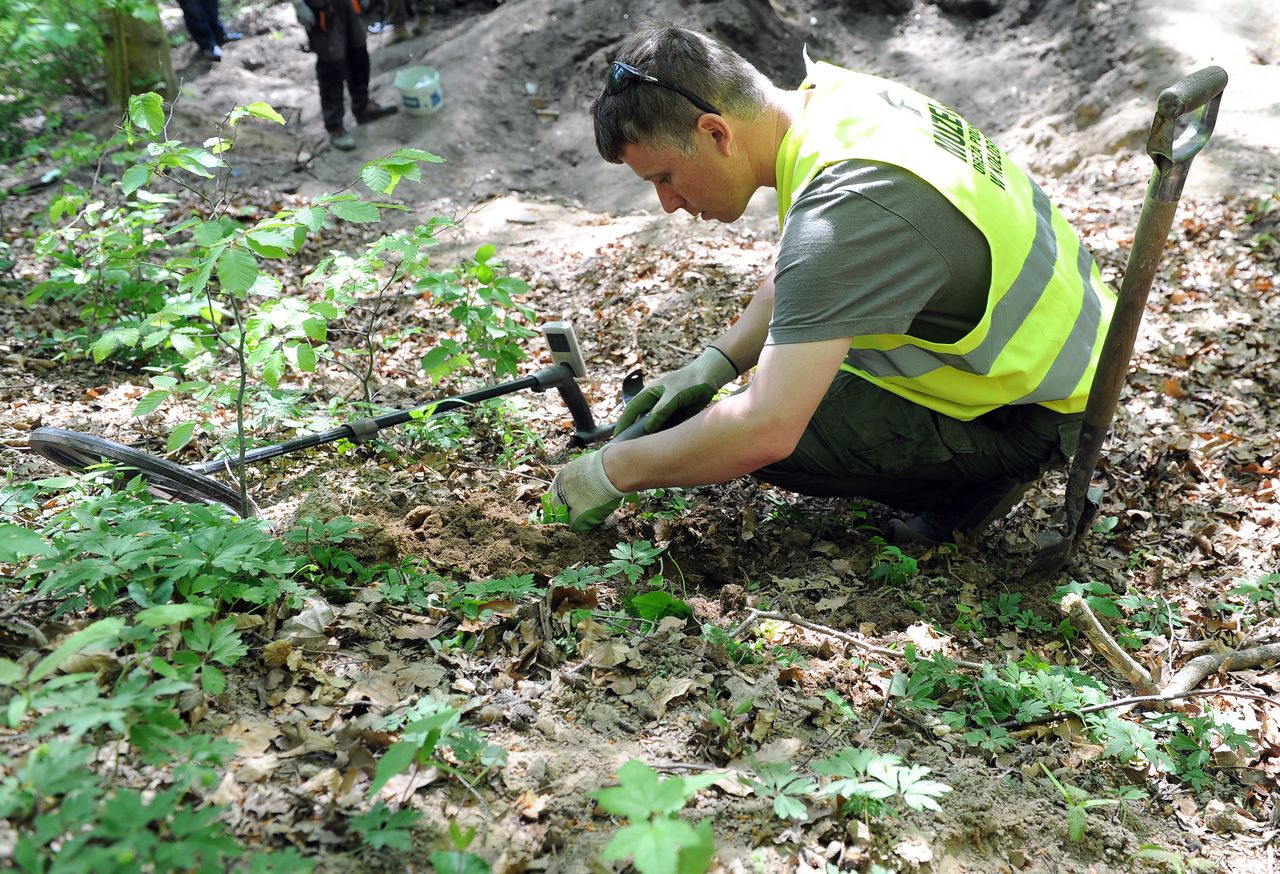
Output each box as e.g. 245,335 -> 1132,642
394,66 -> 443,116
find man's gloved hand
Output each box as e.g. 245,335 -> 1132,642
549,450 -> 626,531
614,346 -> 738,435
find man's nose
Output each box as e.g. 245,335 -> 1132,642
655,184 -> 684,214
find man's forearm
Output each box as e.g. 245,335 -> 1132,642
602,335 -> 852,493
709,274 -> 775,374
603,393 -> 785,491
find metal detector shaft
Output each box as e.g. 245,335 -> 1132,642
1034,65 -> 1227,571
192,363 -> 612,475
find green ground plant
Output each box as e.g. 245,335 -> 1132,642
29,90 -> 537,511
813,748 -> 952,819
429,821 -> 491,874
349,803 -> 422,852
591,759 -> 718,874
895,646 -> 1255,788
744,759 -> 818,822
868,536 -> 919,586
1041,763 -> 1144,842
0,739 -> 245,873
370,696 -> 507,801
1227,572 -> 1280,617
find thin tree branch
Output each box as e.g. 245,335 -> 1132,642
727,608 -> 985,671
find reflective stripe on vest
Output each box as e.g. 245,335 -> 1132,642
776,61 -> 1115,421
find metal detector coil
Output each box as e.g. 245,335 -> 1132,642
29,427 -> 245,512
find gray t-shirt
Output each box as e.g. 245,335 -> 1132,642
769,159 -> 991,347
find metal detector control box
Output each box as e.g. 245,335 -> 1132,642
541,321 -> 586,378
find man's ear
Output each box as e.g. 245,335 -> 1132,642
699,114 -> 734,156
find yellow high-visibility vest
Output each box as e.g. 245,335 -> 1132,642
777,60 -> 1116,421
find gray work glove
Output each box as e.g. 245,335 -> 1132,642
614,346 -> 738,435
294,0 -> 316,28
549,450 -> 626,531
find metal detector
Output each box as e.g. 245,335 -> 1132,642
28,322 -> 617,517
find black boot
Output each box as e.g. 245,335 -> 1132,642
886,478 -> 1032,547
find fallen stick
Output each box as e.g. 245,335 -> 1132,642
995,687 -> 1280,731
728,608 -> 985,671
1161,643 -> 1280,698
1058,593 -> 1158,695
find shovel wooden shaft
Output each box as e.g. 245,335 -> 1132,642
1052,65 -> 1227,556
1062,197 -> 1179,534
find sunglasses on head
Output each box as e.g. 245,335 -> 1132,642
605,61 -> 721,116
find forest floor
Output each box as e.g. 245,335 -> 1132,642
3,0 -> 1280,872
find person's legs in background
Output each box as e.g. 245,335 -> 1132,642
311,1 -> 397,151
204,0 -> 243,44
308,8 -> 355,149
387,0 -> 432,42
335,1 -> 397,126
177,0 -> 221,60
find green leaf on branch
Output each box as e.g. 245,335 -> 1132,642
133,389 -> 170,417
391,147 -> 444,164
301,316 -> 327,342
290,343 -> 317,372
245,226 -> 297,259
192,220 -> 229,246
121,164 -> 151,195
237,102 -> 286,125
167,421 -> 198,453
329,200 -> 382,223
129,92 -> 166,136
361,163 -> 394,195
263,350 -> 285,389
216,248 -> 258,295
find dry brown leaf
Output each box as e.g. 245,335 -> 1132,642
392,623 -> 443,641
299,767 -> 342,797
516,789 -> 548,821
607,674 -> 638,695
550,586 -> 598,615
262,640 -> 292,668
376,766 -> 439,801
649,676 -> 696,717
223,720 -> 282,757
340,672 -> 401,709
278,728 -> 337,758
236,753 -> 281,783
814,594 -> 848,612
584,640 -> 631,668
903,621 -> 949,654
396,662 -> 446,690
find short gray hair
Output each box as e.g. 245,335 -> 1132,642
591,23 -> 772,163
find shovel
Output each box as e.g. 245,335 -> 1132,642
1029,65 -> 1228,575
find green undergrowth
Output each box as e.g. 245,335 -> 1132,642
1,468 -> 1269,870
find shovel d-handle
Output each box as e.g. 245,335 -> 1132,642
1050,66 -> 1228,563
